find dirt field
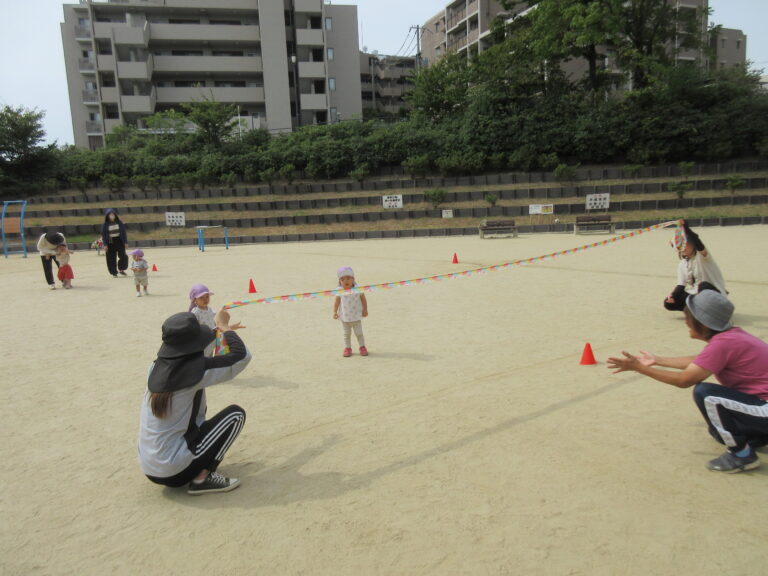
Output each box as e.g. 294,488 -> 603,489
2,225 -> 767,575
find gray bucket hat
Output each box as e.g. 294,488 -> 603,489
686,291 -> 734,332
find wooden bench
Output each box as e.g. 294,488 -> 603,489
479,219 -> 518,239
574,214 -> 615,234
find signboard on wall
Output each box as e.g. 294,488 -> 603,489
442,209 -> 454,219
382,195 -> 403,209
585,193 -> 610,211
165,212 -> 186,227
529,204 -> 554,215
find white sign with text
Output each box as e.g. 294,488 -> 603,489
382,195 -> 403,209
529,204 -> 554,215
165,212 -> 186,227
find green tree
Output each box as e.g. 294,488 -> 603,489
182,96 -> 239,148
0,105 -> 58,191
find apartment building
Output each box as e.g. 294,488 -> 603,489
710,27 -> 748,69
61,0 -> 362,150
360,53 -> 416,119
421,0 -> 745,74
420,0 -> 530,65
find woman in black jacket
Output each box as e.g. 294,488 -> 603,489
100,208 -> 128,277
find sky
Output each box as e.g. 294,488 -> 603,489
0,0 -> 765,147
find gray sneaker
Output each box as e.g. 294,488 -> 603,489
707,450 -> 759,473
187,471 -> 240,495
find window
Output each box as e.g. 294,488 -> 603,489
329,78 -> 336,91
736,40 -> 742,50
325,17 -> 332,31
327,47 -> 334,61
721,38 -> 726,48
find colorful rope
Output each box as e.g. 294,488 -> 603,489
223,220 -> 682,309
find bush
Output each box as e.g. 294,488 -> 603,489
424,188 -> 447,208
623,164 -> 644,178
102,173 -> 124,192
220,172 -> 237,188
678,161 -> 696,179
279,163 -> 296,184
484,192 -> 498,207
727,175 -> 745,195
71,176 -> 88,193
554,163 -> 579,183
349,164 -> 369,184
669,181 -> 694,199
538,152 -> 559,171
163,173 -> 185,191
260,167 -> 276,186
508,146 -> 536,172
402,154 -> 431,179
133,174 -> 152,192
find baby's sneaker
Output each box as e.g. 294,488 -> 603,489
136,292 -> 142,297
359,346 -> 369,356
342,347 -> 352,357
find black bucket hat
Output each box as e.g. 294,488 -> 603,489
148,313 -> 215,393
45,232 -> 64,246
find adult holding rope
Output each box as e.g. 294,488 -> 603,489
138,309 -> 251,495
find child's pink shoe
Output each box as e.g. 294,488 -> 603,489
343,348 -> 352,357
359,346 -> 368,356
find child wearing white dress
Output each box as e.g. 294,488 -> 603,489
189,284 -> 243,356
332,266 -> 368,357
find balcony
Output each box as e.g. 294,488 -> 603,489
115,23 -> 149,46
97,54 -> 116,70
75,25 -> 92,41
86,121 -> 103,135
101,87 -> 119,103
156,86 -> 265,104
121,87 -> 156,113
78,58 -> 96,74
296,28 -> 324,46
298,61 -> 326,78
150,23 -> 260,43
117,56 -> 153,80
447,9 -> 467,31
301,93 -> 327,110
153,55 -> 263,74
294,0 -> 322,12
82,90 -> 100,104
105,119 -> 122,133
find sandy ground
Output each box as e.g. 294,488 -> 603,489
2,225 -> 768,576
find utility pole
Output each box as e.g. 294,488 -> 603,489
410,24 -> 421,70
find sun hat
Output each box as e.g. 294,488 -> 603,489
686,291 -> 734,332
148,313 -> 215,393
189,284 -> 213,300
337,266 -> 354,279
130,249 -> 144,257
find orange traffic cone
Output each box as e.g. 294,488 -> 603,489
151,264 -> 158,272
452,253 -> 459,264
248,279 -> 257,294
580,342 -> 597,365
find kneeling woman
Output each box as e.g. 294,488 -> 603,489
138,309 -> 251,494
609,291 -> 768,473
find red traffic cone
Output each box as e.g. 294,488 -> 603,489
248,279 -> 257,294
579,342 -> 597,365
452,253 -> 459,264
151,264 -> 158,272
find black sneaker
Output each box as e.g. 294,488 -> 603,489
187,471 -> 240,495
118,270 -> 127,276
707,450 -> 760,473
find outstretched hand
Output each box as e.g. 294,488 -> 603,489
606,351 -> 652,374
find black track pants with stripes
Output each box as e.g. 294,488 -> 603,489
146,405 -> 246,488
693,382 -> 768,452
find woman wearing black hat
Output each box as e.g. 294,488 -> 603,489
37,231 -> 66,289
138,309 -> 251,494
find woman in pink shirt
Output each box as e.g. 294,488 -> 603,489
608,291 -> 768,474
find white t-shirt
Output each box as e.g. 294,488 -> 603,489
677,250 -> 727,295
